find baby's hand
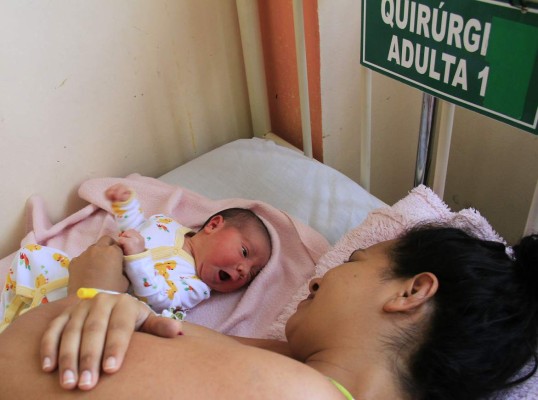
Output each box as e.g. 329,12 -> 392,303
118,230 -> 145,255
105,184 -> 132,202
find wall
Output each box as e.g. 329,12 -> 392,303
258,0 -> 421,194
0,0 -> 251,258
258,0 -> 538,243
259,0 -> 537,244
446,109 -> 538,243
318,0 -> 537,244
1,0 -> 535,260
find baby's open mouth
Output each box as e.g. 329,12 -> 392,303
219,270 -> 231,281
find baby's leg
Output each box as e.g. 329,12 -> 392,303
0,244 -> 70,332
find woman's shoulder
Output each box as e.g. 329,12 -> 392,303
0,302 -> 346,399
130,331 -> 347,399
237,342 -> 348,399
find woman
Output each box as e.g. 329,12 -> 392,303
1,226 -> 537,399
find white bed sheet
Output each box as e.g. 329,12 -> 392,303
159,138 -> 386,245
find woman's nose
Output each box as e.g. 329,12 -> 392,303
309,278 -> 321,293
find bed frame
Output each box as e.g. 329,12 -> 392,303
235,0 -> 538,237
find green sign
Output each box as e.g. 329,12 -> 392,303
361,0 -> 538,135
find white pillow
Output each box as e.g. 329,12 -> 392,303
159,138 -> 386,244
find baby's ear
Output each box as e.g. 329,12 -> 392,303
202,214 -> 225,232
383,272 -> 438,313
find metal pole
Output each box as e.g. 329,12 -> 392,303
432,100 -> 455,198
524,179 -> 538,235
414,93 -> 437,187
359,66 -> 372,191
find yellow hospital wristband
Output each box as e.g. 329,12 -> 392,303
77,288 -> 121,299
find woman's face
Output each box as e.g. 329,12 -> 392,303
285,239 -> 397,359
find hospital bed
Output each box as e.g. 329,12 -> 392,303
0,1 -> 536,398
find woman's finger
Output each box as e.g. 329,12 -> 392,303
140,314 -> 183,338
74,295 -> 154,389
97,298 -> 182,376
40,292 -> 178,391
75,295 -> 117,390
99,294 -> 146,375
40,309 -> 73,372
93,235 -> 118,247
55,301 -> 94,389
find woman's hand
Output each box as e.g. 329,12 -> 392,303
40,292 -> 182,391
67,235 -> 129,295
41,235 -> 181,391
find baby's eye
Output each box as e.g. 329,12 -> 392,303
242,246 -> 248,257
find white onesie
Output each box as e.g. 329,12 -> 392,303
113,194 -> 211,314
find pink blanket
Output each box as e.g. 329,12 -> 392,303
0,174 -> 330,338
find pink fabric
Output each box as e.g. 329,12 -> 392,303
0,174 -> 330,338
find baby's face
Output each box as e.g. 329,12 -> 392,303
194,221 -> 271,292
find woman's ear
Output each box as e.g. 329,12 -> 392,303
383,272 -> 439,313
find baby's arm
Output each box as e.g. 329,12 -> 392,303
118,229 -> 145,255
105,183 -> 146,233
125,261 -> 211,313
105,184 -> 131,203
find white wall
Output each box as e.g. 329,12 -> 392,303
318,0 -> 537,244
0,0 -> 251,258
318,0 -> 422,201
446,109 -> 538,243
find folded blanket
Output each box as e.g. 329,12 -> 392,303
0,174 -> 330,338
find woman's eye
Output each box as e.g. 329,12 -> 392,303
347,249 -> 363,262
242,247 -> 248,257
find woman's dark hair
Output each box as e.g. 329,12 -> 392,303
388,225 -> 538,400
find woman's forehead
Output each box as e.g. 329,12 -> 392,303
348,248 -> 366,261
349,239 -> 398,261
